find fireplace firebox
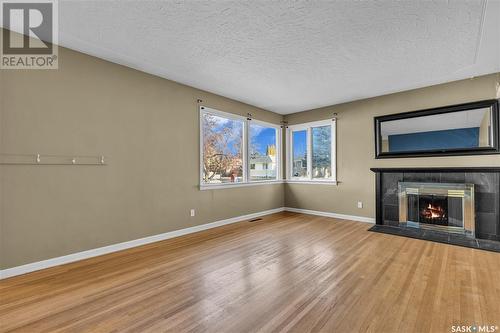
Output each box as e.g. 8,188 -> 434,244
399,182 -> 474,236
417,195 -> 448,225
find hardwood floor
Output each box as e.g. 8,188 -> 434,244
1,212 -> 500,333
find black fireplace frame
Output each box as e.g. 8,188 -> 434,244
370,167 -> 500,252
372,167 -> 500,238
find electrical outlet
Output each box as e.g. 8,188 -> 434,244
190,209 -> 195,217
357,201 -> 363,209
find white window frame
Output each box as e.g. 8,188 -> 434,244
199,106 -> 282,190
286,119 -> 337,185
247,118 -> 282,183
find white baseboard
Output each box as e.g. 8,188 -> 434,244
0,206 -> 373,280
284,207 -> 375,224
0,207 -> 285,280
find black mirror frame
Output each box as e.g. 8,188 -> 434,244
374,99 -> 500,159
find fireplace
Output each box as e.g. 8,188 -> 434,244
398,182 -> 475,237
370,168 -> 500,252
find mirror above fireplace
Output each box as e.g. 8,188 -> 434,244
374,99 -> 500,158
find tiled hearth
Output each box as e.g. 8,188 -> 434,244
370,167 -> 500,252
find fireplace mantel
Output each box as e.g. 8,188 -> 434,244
371,167 -> 500,173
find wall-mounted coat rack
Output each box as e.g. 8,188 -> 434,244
0,153 -> 107,165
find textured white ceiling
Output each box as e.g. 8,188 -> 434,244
11,1 -> 500,113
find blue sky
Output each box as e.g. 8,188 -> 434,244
293,130 -> 307,159
250,125 -> 276,155
207,115 -> 277,156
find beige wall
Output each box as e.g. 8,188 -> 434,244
284,73 -> 500,218
0,45 -> 284,269
1,31 -> 499,271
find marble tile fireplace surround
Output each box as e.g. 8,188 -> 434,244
370,167 -> 500,252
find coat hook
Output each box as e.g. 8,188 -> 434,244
100,156 -> 105,164
72,157 -> 76,164
36,154 -> 41,163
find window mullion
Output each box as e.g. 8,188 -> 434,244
307,127 -> 312,180
277,127 -> 281,180
243,119 -> 249,183
287,128 -> 292,179
331,121 -> 336,182
199,109 -> 205,185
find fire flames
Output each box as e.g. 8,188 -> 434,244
422,203 -> 446,219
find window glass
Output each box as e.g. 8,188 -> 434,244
202,112 -> 243,184
292,130 -> 308,178
249,123 -> 278,181
312,126 -> 332,179
288,120 -> 336,182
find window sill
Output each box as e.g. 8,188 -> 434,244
199,179 -> 338,190
285,180 -> 338,185
199,180 -> 284,190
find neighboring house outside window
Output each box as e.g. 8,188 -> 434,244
249,148 -> 275,180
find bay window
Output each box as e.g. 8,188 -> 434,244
201,109 -> 244,184
249,121 -> 279,181
200,106 -> 281,188
287,119 -> 336,183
